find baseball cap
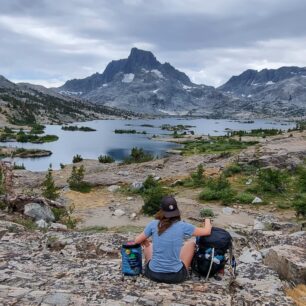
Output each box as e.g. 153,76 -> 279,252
160,196 -> 180,218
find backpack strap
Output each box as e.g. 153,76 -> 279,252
205,247 -> 215,281
228,245 -> 237,278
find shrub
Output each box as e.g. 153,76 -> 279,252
42,165 -> 59,200
292,195 -> 306,218
257,168 -> 288,193
72,154 -> 83,163
52,204 -> 78,229
98,155 -> 115,163
68,165 -> 91,192
124,147 -> 154,164
297,166 -> 306,192
199,187 -> 235,205
199,175 -> 236,205
142,186 -> 166,216
223,163 -> 242,177
13,162 -> 25,170
60,163 -> 65,169
190,164 -> 205,187
143,175 -> 159,190
206,175 -> 231,190
200,208 -> 214,218
235,192 -> 254,204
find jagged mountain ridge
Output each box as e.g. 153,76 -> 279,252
219,66 -> 306,96
218,66 -> 306,117
0,75 -> 136,124
58,48 -> 232,116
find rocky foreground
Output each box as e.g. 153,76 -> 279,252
0,214 -> 305,306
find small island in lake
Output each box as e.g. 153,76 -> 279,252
61,125 -> 96,132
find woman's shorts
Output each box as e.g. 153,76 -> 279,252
144,262 -> 188,284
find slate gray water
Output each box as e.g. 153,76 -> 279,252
2,118 -> 295,171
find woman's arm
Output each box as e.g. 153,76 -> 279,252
192,218 -> 212,236
134,232 -> 148,244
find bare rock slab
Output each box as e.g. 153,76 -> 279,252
24,203 -> 55,222
264,245 -> 306,284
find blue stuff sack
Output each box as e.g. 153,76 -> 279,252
121,242 -> 142,276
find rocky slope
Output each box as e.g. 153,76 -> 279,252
0,213 -> 304,305
57,48 -> 233,116
219,66 -> 306,117
0,76 -> 136,125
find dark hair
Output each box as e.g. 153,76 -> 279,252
155,209 -> 181,235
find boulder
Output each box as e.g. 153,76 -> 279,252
107,185 -> 120,192
239,248 -> 263,264
50,223 -> 68,231
233,263 -> 295,305
131,181 -> 143,191
222,207 -> 235,215
252,197 -> 263,204
117,171 -> 130,176
264,245 -> 306,284
0,220 -> 25,232
270,221 -> 302,233
35,219 -> 48,229
24,203 -> 55,222
0,227 -> 8,239
113,209 -> 125,217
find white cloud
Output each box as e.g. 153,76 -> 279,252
1,0 -> 306,88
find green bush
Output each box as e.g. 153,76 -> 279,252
199,187 -> 235,204
124,147 -> 154,164
68,165 -> 91,193
191,164 -> 205,186
42,165 -> 59,200
142,186 -> 166,216
292,195 -> 306,218
199,175 -> 236,205
13,162 -> 25,170
223,163 -> 242,177
72,154 -> 83,163
98,155 -> 115,163
200,208 -> 214,218
235,192 -> 254,204
143,175 -> 159,190
297,166 -> 306,192
206,175 -> 231,190
257,168 -> 288,193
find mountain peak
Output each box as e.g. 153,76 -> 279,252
126,48 -> 159,71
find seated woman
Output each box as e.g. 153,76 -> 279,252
134,195 -> 212,283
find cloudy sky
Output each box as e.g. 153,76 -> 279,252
1,0 -> 306,87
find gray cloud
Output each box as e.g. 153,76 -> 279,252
1,0 -> 306,87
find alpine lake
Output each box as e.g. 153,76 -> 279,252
2,118 -> 296,171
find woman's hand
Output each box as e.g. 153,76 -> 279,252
141,239 -> 151,247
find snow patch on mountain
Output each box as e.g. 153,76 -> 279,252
122,73 -> 134,83
151,69 -> 164,79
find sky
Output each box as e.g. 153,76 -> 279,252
1,0 -> 306,88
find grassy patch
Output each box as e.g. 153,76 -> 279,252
235,192 -> 255,204
181,137 -> 258,156
200,208 -> 215,218
79,226 -> 108,233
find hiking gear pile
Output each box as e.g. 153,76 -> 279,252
191,227 -> 236,280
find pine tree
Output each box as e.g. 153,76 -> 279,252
68,165 -> 85,191
42,164 -> 59,200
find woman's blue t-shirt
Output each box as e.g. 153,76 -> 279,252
144,220 -> 196,273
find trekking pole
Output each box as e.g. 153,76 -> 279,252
205,247 -> 215,281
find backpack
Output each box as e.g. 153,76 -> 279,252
191,227 -> 235,279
